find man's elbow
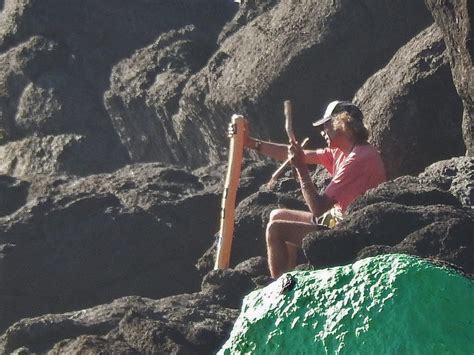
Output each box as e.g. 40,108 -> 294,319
314,194 -> 336,217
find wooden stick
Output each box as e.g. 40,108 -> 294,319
284,100 -> 296,142
214,115 -> 248,270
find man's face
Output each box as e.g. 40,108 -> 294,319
321,120 -> 340,148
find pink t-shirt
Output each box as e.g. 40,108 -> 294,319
313,144 -> 386,214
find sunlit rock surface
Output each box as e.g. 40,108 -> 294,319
219,254 -> 474,354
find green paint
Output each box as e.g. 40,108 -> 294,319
219,254 -> 474,354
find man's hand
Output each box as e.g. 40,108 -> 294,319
228,117 -> 253,149
288,139 -> 306,171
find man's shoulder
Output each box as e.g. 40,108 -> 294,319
353,143 -> 382,159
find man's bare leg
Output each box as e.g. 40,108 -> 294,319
268,209 -> 314,275
266,209 -> 324,278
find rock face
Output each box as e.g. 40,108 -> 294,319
425,0 -> 474,156
0,294 -> 239,354
355,24 -> 464,178
104,26 -> 218,165
219,254 -> 474,354
0,163 -> 223,332
0,256 -> 270,354
0,0 -> 236,175
303,157 -> 474,274
105,0 -> 432,168
0,134 -> 127,177
0,158 -> 279,333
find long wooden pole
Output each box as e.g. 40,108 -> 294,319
214,114 -> 248,270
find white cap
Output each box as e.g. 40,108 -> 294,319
312,100 -> 363,126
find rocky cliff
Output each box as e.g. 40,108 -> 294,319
0,0 -> 472,353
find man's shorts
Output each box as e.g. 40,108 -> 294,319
311,207 -> 343,228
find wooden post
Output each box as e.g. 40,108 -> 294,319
214,114 -> 248,270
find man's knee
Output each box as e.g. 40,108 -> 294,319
265,220 -> 281,245
269,208 -> 288,222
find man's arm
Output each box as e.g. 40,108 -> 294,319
296,164 -> 335,217
245,137 -> 289,161
289,140 -> 335,217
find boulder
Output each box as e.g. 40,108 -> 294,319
0,36 -> 68,138
219,254 -> 474,354
0,134 -> 127,177
303,157 -> 474,274
0,294 -> 240,354
0,192 -> 176,332
0,0 -> 236,172
419,156 -> 474,207
0,175 -> 29,216
104,26 -> 218,165
354,24 -> 464,178
425,0 -> 474,155
0,0 -> 235,92
105,0 -> 432,167
0,158 -> 283,332
0,163 -> 230,332
0,35 -> 128,174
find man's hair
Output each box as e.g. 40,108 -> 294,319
332,111 -> 369,143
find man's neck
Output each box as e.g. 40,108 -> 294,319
338,138 -> 357,155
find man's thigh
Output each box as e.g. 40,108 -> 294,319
272,220 -> 326,247
271,209 -> 314,224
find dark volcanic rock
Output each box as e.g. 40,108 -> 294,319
354,24 -> 464,178
0,192 -> 176,333
0,36 -> 68,138
109,0 -> 432,167
0,35 -> 128,175
201,268 -> 255,309
0,0 -> 235,92
104,26 -> 220,165
0,175 -> 29,216
0,163 -> 224,332
0,294 -> 240,354
419,156 -> 474,207
425,0 -> 474,156
303,157 -> 474,274
0,0 -> 236,173
0,158 -> 276,333
0,134 -> 127,177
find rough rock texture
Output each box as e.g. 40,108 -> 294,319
425,0 -> 474,156
219,254 -> 474,354
0,164 -> 214,332
355,24 -> 464,178
303,157 -> 474,274
0,0 -> 236,173
0,36 -> 68,138
0,294 -> 240,354
0,134 -> 126,177
0,158 -> 278,333
0,0 -> 234,91
0,175 -> 29,216
0,34 -> 128,174
105,0 -> 432,168
104,26 -> 218,165
419,156 -> 474,207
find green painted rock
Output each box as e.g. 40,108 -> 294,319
219,254 -> 474,354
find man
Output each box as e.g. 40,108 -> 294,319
245,101 -> 386,278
